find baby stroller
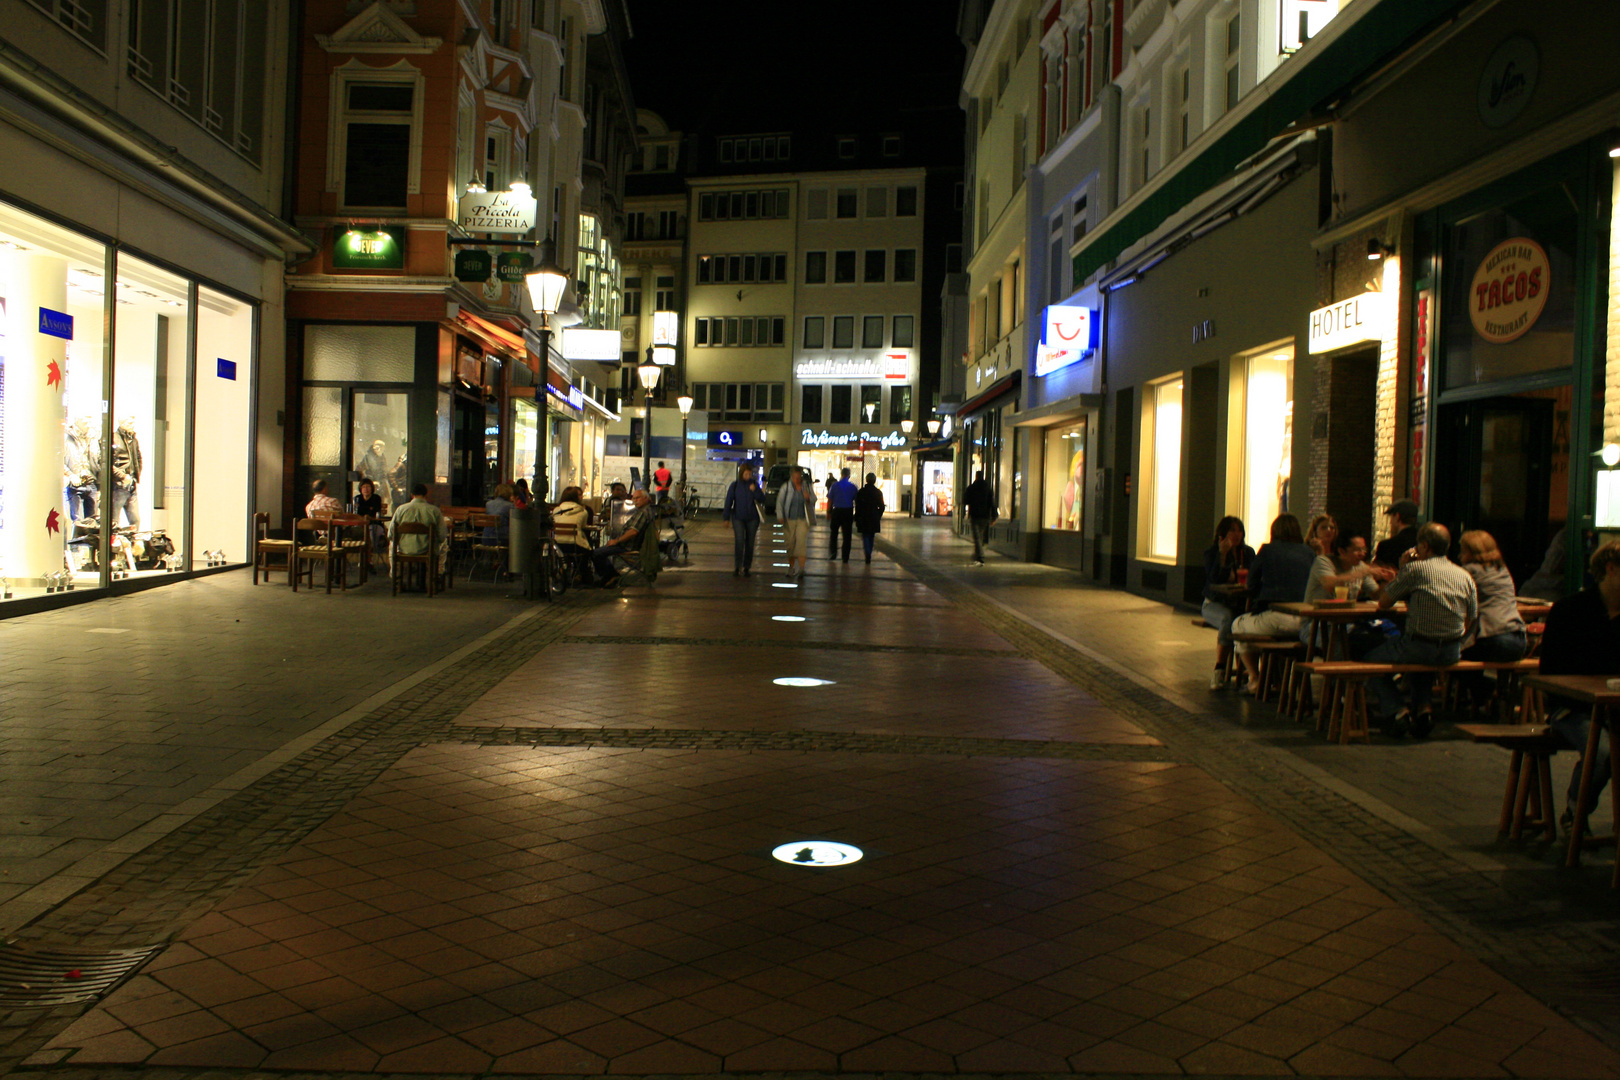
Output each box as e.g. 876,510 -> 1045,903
654,494 -> 689,567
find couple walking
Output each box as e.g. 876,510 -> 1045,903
723,465 -> 885,578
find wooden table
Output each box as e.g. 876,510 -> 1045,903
1271,600 -> 1405,661
1523,673 -> 1620,882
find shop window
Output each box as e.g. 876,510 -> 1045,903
305,325 -> 415,382
1144,377 -> 1184,560
1043,420 -> 1087,530
801,385 -> 823,424
1239,350 -> 1293,532
889,385 -> 912,425
859,385 -> 882,424
193,285 -> 254,567
998,402 -> 1019,519
830,385 -> 853,424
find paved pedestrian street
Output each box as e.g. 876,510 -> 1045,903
4,519 -> 1620,1078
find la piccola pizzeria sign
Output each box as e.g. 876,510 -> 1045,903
1470,237 -> 1548,345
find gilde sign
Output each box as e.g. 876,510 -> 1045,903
1469,237 -> 1548,345
457,190 -> 537,234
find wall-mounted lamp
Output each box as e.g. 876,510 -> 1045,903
758,428 -> 769,442
1367,238 -> 1396,261
1600,444 -> 1620,468
509,178 -> 532,198
466,177 -> 487,194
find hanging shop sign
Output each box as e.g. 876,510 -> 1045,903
651,310 -> 678,347
457,190 -> 538,234
1477,35 -> 1538,130
1307,290 -> 1384,354
560,327 -> 622,361
496,252 -> 534,283
333,227 -> 405,270
37,307 -> 73,339
454,249 -> 492,282
707,429 -> 744,449
1469,237 -> 1548,345
794,354 -> 909,380
800,429 -> 908,450
1043,304 -> 1097,350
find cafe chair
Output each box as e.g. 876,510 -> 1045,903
253,512 -> 293,585
468,512 -> 509,582
391,522 -> 439,597
291,518 -> 341,593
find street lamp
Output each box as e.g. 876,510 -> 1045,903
638,357 -> 663,492
901,419 -> 914,436
524,237 -> 569,499
677,392 -> 694,502
926,418 -> 942,436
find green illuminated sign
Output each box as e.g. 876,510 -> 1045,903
333,227 -> 405,269
455,249 -> 492,282
496,252 -> 534,283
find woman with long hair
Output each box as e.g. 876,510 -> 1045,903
1229,514 -> 1315,695
1202,516 -> 1254,689
1306,513 -> 1338,556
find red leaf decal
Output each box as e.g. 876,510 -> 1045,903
45,508 -> 61,536
45,359 -> 62,389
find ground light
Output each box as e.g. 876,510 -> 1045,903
771,841 -> 863,867
773,677 -> 833,687
771,582 -> 798,589
771,615 -> 807,622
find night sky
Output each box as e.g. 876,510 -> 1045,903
621,1 -> 966,134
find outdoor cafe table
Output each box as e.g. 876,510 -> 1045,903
1522,672 -> 1620,882
1270,600 -> 1406,662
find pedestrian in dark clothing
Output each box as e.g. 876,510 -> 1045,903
1539,540 -> 1620,832
854,473 -> 886,563
1202,516 -> 1255,688
1373,499 -> 1420,568
962,470 -> 995,564
722,464 -> 767,576
827,468 -> 858,562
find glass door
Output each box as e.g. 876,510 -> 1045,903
351,390 -> 410,512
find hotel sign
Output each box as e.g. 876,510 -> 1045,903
795,354 -> 909,380
457,190 -> 538,234
1469,237 -> 1548,344
1307,290 -> 1383,354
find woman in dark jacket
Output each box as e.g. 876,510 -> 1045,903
854,472 -> 886,564
722,464 -> 767,576
1202,516 -> 1255,689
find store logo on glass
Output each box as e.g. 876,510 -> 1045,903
1470,238 -> 1548,345
38,307 -> 73,340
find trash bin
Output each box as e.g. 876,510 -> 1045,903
508,507 -> 539,576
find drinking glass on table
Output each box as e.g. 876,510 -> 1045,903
1334,585 -> 1350,601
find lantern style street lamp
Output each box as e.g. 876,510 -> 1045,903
677,392 -> 694,503
638,357 -> 663,493
523,237 -> 569,499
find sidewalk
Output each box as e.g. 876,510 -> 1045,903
0,517 -> 1617,1077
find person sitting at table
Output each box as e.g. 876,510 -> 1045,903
552,486 -> 595,583
1229,513 -> 1315,696
1539,539 -> 1620,833
305,479 -> 343,518
1305,513 -> 1338,557
1203,517 -> 1254,690
1372,499 -> 1420,569
512,478 -> 532,509
593,488 -> 654,588
390,483 -> 447,584
483,483 -> 515,541
1364,523 -> 1478,739
1302,528 -> 1388,657
352,479 -> 386,570
1455,529 -> 1528,710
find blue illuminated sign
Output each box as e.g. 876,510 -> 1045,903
38,307 -> 73,340
707,429 -> 744,449
217,359 -> 237,380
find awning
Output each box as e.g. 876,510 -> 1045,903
1072,0 -> 1460,284
958,371 -> 1022,421
457,310 -> 527,355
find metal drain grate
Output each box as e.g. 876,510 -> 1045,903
0,943 -> 162,1008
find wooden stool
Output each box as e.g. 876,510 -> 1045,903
1456,724 -> 1561,842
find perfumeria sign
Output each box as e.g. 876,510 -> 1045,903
800,429 -> 908,449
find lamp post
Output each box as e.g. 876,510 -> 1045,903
677,392 -> 694,504
523,238 -> 569,500
637,356 -> 663,493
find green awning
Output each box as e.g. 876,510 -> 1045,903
1073,0 -> 1461,286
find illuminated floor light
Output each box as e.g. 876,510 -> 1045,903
771,582 -> 799,589
772,841 -> 863,867
773,677 -> 833,687
772,549 -> 787,553
772,615 -> 807,622
773,562 -> 789,567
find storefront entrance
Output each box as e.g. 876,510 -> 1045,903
798,449 -> 905,511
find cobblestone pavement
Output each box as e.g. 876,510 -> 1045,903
0,517 -> 1616,1077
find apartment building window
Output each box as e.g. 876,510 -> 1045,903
837,137 -> 857,158
532,0 -> 547,28
655,276 -> 676,309
658,209 -> 680,237
892,315 -> 915,349
127,0 -> 268,162
1139,106 -> 1152,187
978,181 -> 990,241
867,187 -> 888,217
805,251 -> 827,284
484,128 -> 510,194
455,96 -> 476,190
30,0 -> 108,50
882,136 -> 902,157
697,189 -> 790,221
801,385 -> 823,424
864,250 -> 887,283
859,385 -> 883,424
623,276 -> 642,317
803,316 -> 826,349
862,316 -> 885,349
830,385 -> 853,424
1013,113 -> 1027,190
893,249 -> 917,283
1009,260 -> 1022,326
696,253 -> 788,284
693,383 -> 785,420
1050,213 -> 1066,304
1072,193 -> 1089,244
835,188 -> 858,218
996,60 -> 1010,98
653,145 -> 671,170
806,189 -> 829,219
693,316 -> 785,347
1176,63 -> 1191,152
834,250 -> 856,284
987,279 -> 1002,341
342,83 -> 419,208
625,212 -> 645,241
716,134 -> 791,163
832,316 -> 855,349
889,385 -> 913,425
1225,12 -> 1242,111
896,186 -> 918,216
491,0 -> 512,39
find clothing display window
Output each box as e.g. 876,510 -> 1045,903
1240,350 -> 1293,532
1146,377 -> 1183,560
1043,420 -> 1086,531
921,461 -> 954,516
0,199 -> 255,602
511,398 -> 539,489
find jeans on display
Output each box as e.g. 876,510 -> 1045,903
828,507 -> 854,561
1201,599 -> 1241,648
1362,634 -> 1460,719
1549,707 -> 1612,806
110,485 -> 141,531
969,517 -> 991,560
64,485 -> 97,522
731,517 -> 759,571
861,533 -> 876,560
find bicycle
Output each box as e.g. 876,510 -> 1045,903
678,481 -> 701,518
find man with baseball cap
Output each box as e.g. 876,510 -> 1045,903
1374,499 -> 1420,568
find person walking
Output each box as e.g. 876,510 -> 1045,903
722,464 -> 767,577
854,472 -> 886,564
962,469 -> 995,564
776,465 -> 816,580
653,461 -> 672,497
827,467 -> 859,563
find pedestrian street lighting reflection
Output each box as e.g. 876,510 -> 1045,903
774,677 -> 834,687
773,562 -> 790,567
772,582 -> 799,589
771,615 -> 807,622
772,841 -> 863,867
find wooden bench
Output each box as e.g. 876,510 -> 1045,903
1456,723 -> 1562,842
1301,661 -> 1491,743
1439,658 -> 1542,723
1231,634 -> 1303,703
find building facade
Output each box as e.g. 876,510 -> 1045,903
0,0 -> 308,613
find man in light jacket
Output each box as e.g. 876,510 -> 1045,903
776,465 -> 816,580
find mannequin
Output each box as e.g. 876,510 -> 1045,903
110,416 -> 143,531
387,440 -> 410,512
63,416 -> 101,522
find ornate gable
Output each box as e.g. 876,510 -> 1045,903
318,2 -> 443,54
